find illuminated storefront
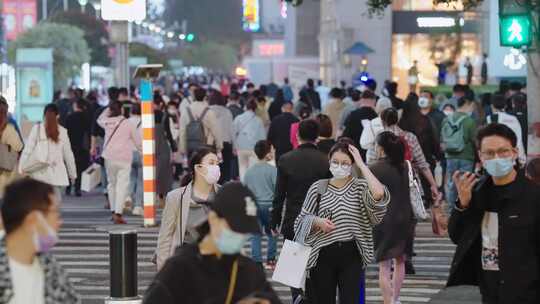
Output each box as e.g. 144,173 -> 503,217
391,0 -> 483,96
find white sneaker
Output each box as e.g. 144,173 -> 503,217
132,207 -> 144,216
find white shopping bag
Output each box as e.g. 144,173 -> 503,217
272,239 -> 312,289
81,164 -> 102,192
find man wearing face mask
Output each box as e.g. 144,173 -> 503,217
0,178 -> 79,304
447,123 -> 540,304
144,183 -> 281,304
441,96 -> 477,212
419,90 -> 446,141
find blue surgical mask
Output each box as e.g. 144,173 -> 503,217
483,157 -> 514,177
215,228 -> 248,255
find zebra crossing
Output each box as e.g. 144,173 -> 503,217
57,198 -> 455,304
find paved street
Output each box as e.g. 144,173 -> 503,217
56,190 -> 479,304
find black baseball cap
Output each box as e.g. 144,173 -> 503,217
211,182 -> 261,234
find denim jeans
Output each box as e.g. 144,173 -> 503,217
250,204 -> 277,263
445,159 -> 474,212
130,152 -> 143,208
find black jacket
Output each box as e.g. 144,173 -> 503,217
143,244 -> 281,304
271,143 -> 330,240
267,112 -> 299,161
447,171 -> 540,303
342,107 -> 377,158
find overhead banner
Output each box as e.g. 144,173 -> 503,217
101,0 -> 146,21
2,0 -> 37,41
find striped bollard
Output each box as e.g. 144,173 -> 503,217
140,79 -> 156,227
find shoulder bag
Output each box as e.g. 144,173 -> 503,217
407,160 -> 428,220
96,119 -> 125,166
0,127 -> 18,171
20,124 -> 50,173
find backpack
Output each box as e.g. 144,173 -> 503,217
186,107 -> 210,152
441,114 -> 467,153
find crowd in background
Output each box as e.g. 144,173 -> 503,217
1,72 -> 540,303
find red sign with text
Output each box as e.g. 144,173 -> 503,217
3,0 -> 37,40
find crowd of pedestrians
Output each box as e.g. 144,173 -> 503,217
0,74 -> 538,304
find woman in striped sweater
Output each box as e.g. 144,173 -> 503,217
294,138 -> 390,304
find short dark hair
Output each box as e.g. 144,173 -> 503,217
329,138 -> 355,162
246,82 -> 255,89
118,87 -> 129,96
74,98 -> 88,111
351,90 -> 361,102
491,94 -> 507,110
453,84 -> 466,93
307,79 -> 314,88
131,103 -> 141,115
477,123 -> 517,149
421,90 -> 434,99
509,81 -> 523,91
457,96 -> 472,108
194,88 -> 207,101
208,90 -> 226,106
2,178 -> 55,234
284,78 -> 289,84
254,140 -> 272,160
188,83 -> 199,90
330,88 -> 343,99
361,90 -> 376,100
316,114 -> 333,138
298,119 -> 319,142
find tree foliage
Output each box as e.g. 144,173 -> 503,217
8,22 -> 90,89
174,41 -> 238,73
162,0 -> 249,45
129,42 -> 169,68
48,11 -> 111,66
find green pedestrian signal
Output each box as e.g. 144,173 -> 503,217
186,33 -> 195,42
499,15 -> 532,47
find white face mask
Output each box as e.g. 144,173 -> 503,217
202,165 -> 221,184
167,109 -> 177,116
443,110 -> 454,116
418,97 -> 430,108
329,162 -> 352,179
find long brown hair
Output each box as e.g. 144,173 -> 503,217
0,96 -> 8,134
43,103 -> 59,143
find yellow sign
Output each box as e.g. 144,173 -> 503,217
101,0 -> 146,21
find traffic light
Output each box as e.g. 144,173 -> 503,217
499,14 -> 532,47
186,33 -> 195,42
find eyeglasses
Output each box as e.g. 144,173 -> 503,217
480,148 -> 514,160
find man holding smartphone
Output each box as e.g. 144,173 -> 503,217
447,123 -> 540,304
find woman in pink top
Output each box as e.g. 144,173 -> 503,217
98,101 -> 142,224
290,104 -> 313,149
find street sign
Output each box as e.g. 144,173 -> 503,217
499,14 -> 532,47
101,0 -> 146,21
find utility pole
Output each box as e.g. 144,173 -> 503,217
64,0 -> 68,11
319,0 -> 339,86
42,0 -> 48,20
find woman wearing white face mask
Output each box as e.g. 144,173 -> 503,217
156,147 -> 221,270
294,138 -> 390,304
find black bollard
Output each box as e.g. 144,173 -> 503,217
106,230 -> 141,303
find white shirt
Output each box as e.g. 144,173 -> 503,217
8,258 -> 45,304
481,212 -> 499,271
